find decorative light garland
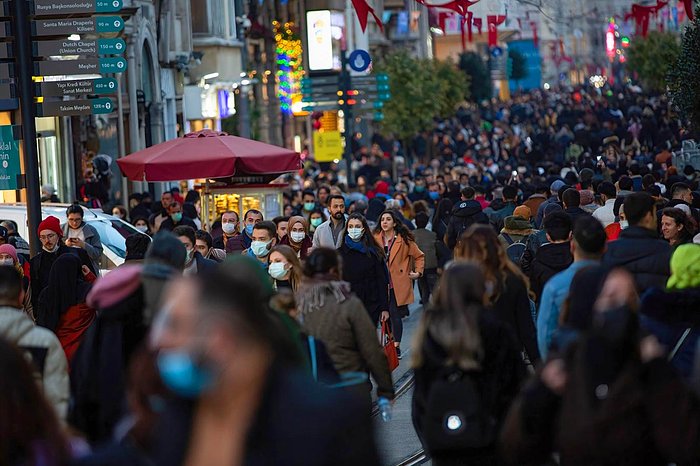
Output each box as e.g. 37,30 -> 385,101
273,20 -> 303,115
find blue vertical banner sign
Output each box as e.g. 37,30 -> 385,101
0,125 -> 21,190
507,39 -> 542,92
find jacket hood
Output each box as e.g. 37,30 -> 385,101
0,306 -> 35,342
535,241 -> 573,270
641,287 -> 700,325
503,216 -> 534,232
453,200 -> 483,218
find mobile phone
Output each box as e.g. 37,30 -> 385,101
537,167 -> 545,175
597,155 -> 602,161
512,170 -> 518,177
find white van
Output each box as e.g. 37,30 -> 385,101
0,203 -> 147,273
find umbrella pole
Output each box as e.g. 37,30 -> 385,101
203,179 -> 211,231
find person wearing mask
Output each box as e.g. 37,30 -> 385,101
30,216 -> 94,314
312,194 -> 347,249
62,203 -> 103,274
339,213 -> 389,325
603,192 -> 672,291
537,216 -> 607,359
640,244 -> 700,379
212,211 -> 242,253
300,189 -> 318,220
239,208 -> 264,251
412,263 -> 525,465
562,188 -> 590,225
412,212 -> 440,305
535,180 -> 565,228
79,257 -> 382,465
0,337 -> 75,465
309,208 -> 327,237
0,244 -> 32,318
454,225 -> 540,365
523,212 -> 574,302
445,187 -> 490,249
245,221 -> 277,268
131,216 -> 152,236
298,248 -> 395,407
148,190 -> 174,233
605,203 -> 628,241
592,181 -> 618,227
488,185 -> 519,232
159,201 -> 197,232
195,230 -> 226,263
111,205 -> 127,221
279,216 -> 313,260
37,254 -> 96,363
274,216 -> 290,241
502,269 -> 700,466
660,207 -> 694,248
0,267 -> 69,421
268,245 -> 303,291
409,178 -> 431,203
173,226 -> 217,276
373,209 -> 425,359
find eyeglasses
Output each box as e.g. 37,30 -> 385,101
39,233 -> 57,241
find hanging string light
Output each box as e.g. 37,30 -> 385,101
274,21 -> 303,115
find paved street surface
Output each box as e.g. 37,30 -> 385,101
373,290 -> 431,466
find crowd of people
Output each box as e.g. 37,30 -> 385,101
3,85 -> 700,465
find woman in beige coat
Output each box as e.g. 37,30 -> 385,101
373,209 -> 425,358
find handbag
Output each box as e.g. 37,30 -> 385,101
382,321 -> 400,371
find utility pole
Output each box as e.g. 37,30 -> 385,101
339,49 -> 354,184
11,0 -> 42,256
235,0 -> 251,138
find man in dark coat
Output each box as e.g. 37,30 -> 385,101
525,212 -> 574,302
445,187 -> 489,248
562,188 -> 591,225
603,192 -> 672,291
158,201 -> 197,232
173,226 -> 217,276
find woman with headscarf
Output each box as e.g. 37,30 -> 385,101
501,268 -> 700,466
279,215 -> 313,261
38,254 -> 96,363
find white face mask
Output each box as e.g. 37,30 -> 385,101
222,222 -> 237,235
347,227 -> 364,241
43,243 -> 59,253
135,225 -> 148,233
289,231 -> 305,243
268,262 -> 289,280
251,240 -> 271,257
620,220 -> 629,230
0,258 -> 14,266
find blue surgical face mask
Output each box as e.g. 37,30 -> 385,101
429,191 -> 440,200
415,186 -> 425,193
157,350 -> 214,398
304,202 -> 315,211
250,240 -> 271,257
245,224 -> 254,235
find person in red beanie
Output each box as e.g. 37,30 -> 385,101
29,216 -> 94,314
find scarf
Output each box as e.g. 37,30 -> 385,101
296,275 -> 352,320
344,235 -> 368,254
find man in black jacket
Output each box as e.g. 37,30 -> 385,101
525,212 -> 573,302
445,187 -> 489,248
603,192 -> 672,291
562,188 -> 590,225
173,225 -> 217,276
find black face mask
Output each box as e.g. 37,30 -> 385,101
594,306 -> 637,345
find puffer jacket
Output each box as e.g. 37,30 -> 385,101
527,241 -> 573,301
0,305 -> 69,420
498,216 -> 536,248
602,226 -> 672,292
445,200 -> 489,248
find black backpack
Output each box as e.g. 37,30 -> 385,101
422,367 -> 497,451
502,233 -> 527,264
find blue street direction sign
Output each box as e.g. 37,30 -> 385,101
31,0 -> 123,15
0,125 -> 21,191
36,97 -> 114,116
34,56 -> 126,75
33,38 -> 125,57
36,77 -> 116,97
31,16 -> 124,36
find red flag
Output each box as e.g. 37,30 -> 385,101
473,17 -> 483,35
467,11 -> 474,42
530,21 -> 538,46
683,0 -> 695,20
351,0 -> 383,32
487,14 -> 506,47
415,0 -> 480,16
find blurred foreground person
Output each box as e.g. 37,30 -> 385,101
501,268 -> 700,466
412,263 -> 525,466
78,257 -> 380,465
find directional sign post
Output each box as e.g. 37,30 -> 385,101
32,16 -> 124,36
33,38 -> 125,57
36,77 -> 117,97
36,97 -> 114,117
31,0 -> 123,15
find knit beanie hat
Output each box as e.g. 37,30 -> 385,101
0,244 -> 18,263
513,205 -> 531,220
579,189 -> 594,206
667,244 -> 700,290
37,216 -> 62,237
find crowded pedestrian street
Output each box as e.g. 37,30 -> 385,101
3,0 -> 700,465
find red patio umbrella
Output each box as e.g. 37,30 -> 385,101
117,129 -> 300,182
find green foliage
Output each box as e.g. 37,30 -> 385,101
668,7 -> 700,129
627,31 -> 680,92
458,52 -> 491,102
374,51 -> 469,140
509,49 -> 528,82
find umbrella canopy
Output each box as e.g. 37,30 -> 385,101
117,129 -> 300,182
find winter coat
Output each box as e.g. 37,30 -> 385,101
490,271 -> 540,363
412,312 -> 526,462
280,234 -> 314,260
564,207 -> 591,226
373,232 -> 425,307
76,365 -> 381,466
61,221 -> 103,273
0,306 -> 69,421
602,226 -> 672,292
413,228 -> 439,270
29,245 -> 95,313
299,282 -> 394,399
157,216 -> 197,232
640,286 -> 700,379
498,216 -> 536,249
527,241 -> 573,301
488,202 -> 517,232
339,243 -> 389,324
312,218 -> 346,249
523,194 -> 547,221
445,200 -> 490,249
